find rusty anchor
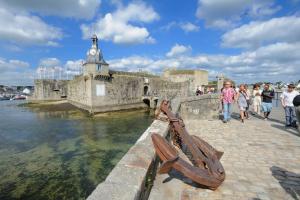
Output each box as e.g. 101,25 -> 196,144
151,100 -> 225,189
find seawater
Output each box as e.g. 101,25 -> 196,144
0,101 -> 153,200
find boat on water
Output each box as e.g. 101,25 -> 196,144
0,96 -> 11,101
12,95 -> 27,100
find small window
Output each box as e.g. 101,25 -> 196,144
98,65 -> 101,71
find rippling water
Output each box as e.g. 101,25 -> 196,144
0,101 -> 153,200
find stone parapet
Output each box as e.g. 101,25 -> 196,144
179,94 -> 220,120
86,119 -> 170,200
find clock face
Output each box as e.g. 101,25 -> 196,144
89,49 -> 97,56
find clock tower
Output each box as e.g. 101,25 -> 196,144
83,34 -> 109,76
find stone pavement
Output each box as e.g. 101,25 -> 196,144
148,106 -> 300,200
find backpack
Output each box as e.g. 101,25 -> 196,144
293,95 -> 300,107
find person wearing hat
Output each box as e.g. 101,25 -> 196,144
280,84 -> 299,128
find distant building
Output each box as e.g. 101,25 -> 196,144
31,35 -> 191,113
163,69 -> 208,94
22,88 -> 31,95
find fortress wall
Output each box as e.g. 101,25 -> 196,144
34,72 -> 192,113
163,69 -> 209,94
67,75 -> 92,109
91,75 -> 144,108
87,75 -> 190,113
30,79 -> 68,101
147,77 -> 189,100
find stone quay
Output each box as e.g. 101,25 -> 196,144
87,96 -> 300,200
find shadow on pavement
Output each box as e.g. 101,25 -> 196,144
271,166 -> 300,200
267,117 -> 286,125
250,113 -> 286,125
162,169 -> 209,189
271,124 -> 300,137
231,112 -> 241,120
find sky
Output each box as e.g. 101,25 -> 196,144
0,0 -> 299,86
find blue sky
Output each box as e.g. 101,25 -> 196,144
0,0 -> 299,85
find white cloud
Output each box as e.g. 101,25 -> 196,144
0,71 -> 35,86
166,44 -> 192,57
179,22 -> 200,33
3,45 -> 22,52
64,59 -> 84,74
196,0 -> 280,29
160,21 -> 177,31
4,40 -> 300,85
222,16 -> 300,49
0,0 -> 101,19
109,56 -> 154,72
39,58 -> 61,67
161,21 -> 200,33
81,2 -> 159,44
0,58 -> 30,72
0,58 -> 32,85
0,8 -> 63,46
35,58 -> 84,79
3,40 -> 299,85
108,42 -> 300,83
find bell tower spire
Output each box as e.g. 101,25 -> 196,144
91,34 -> 98,49
83,34 -> 109,76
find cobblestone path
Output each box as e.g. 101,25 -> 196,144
149,107 -> 300,200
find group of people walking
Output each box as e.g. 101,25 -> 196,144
220,81 -> 300,129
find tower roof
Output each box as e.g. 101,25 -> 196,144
84,34 -> 108,65
91,34 -> 98,40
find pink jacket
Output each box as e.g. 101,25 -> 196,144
222,88 -> 235,104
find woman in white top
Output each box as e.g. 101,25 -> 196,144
252,84 -> 262,115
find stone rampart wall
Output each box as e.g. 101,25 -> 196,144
147,77 -> 189,100
32,73 -> 192,113
91,75 -> 144,111
68,75 -> 92,108
30,79 -> 68,101
68,74 -> 190,113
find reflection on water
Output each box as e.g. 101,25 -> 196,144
0,101 -> 153,200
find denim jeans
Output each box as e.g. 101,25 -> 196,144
223,103 -> 232,121
296,106 -> 300,132
284,106 -> 297,126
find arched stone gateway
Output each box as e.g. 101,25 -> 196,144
143,98 -> 150,107
142,96 -> 159,109
144,86 -> 149,96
